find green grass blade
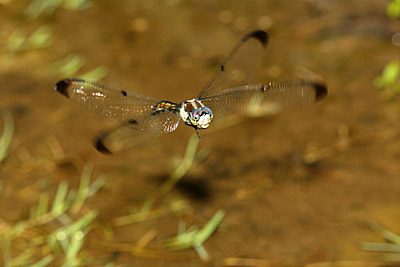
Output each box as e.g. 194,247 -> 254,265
140,197 -> 154,213
71,164 -> 92,213
360,242 -> 400,252
157,134 -> 200,196
63,0 -> 92,10
0,109 -> 14,163
2,237 -> 11,267
193,209 -> 225,246
8,248 -> 33,266
27,25 -> 53,50
387,0 -> 400,18
51,54 -> 85,77
87,174 -> 106,197
64,231 -> 85,266
51,181 -> 69,216
80,65 -> 108,81
373,61 -> 400,92
171,133 -> 199,180
8,221 -> 28,237
53,210 -> 97,240
30,254 -> 54,267
369,221 -> 400,245
193,244 -> 209,262
36,193 -> 50,218
6,30 -> 26,53
165,228 -> 199,250
24,0 -> 64,21
164,209 -> 225,257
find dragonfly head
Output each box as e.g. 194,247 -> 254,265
189,107 -> 213,129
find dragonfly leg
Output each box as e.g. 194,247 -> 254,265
195,128 -> 202,141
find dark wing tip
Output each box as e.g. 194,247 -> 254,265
243,30 -> 269,47
93,133 -> 112,154
54,79 -> 71,97
54,78 -> 85,97
312,82 -> 328,101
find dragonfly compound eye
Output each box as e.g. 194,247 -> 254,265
201,107 -> 213,119
197,107 -> 213,129
189,109 -> 202,125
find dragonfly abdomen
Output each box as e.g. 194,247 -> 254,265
151,101 -> 180,115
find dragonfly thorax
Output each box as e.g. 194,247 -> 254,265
180,99 -> 214,129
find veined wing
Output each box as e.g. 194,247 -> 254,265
54,79 -> 180,134
198,30 -> 269,99
93,124 -> 158,154
200,80 -> 327,120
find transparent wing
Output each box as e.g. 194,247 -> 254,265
198,30 -> 269,99
54,78 -> 181,134
93,125 -> 158,154
200,80 -> 328,120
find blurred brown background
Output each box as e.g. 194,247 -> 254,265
1,0 -> 400,266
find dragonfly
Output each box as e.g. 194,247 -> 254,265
55,30 -> 327,153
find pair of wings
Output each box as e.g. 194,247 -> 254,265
55,30 -> 327,152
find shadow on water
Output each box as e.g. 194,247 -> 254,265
152,174 -> 212,201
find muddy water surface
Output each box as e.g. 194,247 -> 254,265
1,0 -> 400,266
